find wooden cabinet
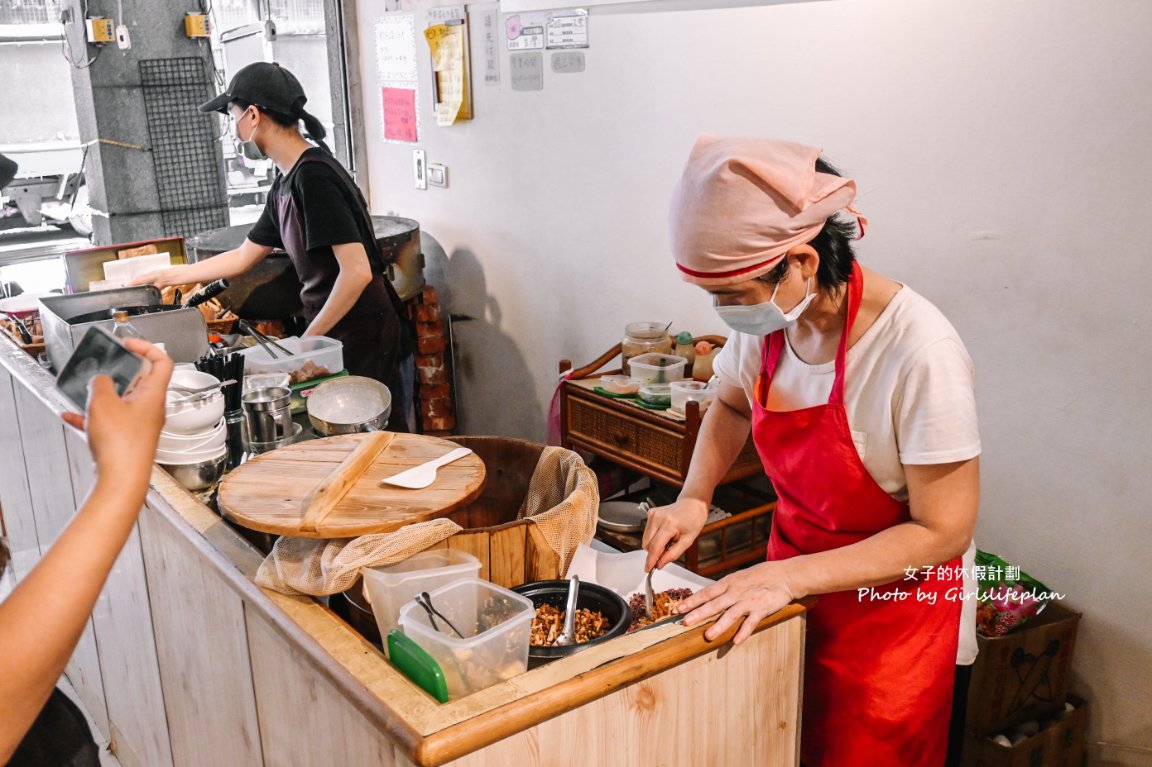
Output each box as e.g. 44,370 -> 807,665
559,340 -> 776,578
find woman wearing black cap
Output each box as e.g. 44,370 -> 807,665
134,62 -> 411,431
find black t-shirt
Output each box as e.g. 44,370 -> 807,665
247,148 -> 392,322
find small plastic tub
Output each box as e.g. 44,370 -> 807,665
240,336 -> 344,384
639,383 -> 672,407
670,380 -> 716,415
599,374 -> 641,395
398,578 -> 533,699
361,550 -> 482,642
628,353 -> 687,384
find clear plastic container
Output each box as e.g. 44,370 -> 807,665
621,321 -> 672,376
240,336 -> 344,384
361,550 -> 482,642
398,578 -> 533,699
670,380 -> 717,415
628,352 -> 688,384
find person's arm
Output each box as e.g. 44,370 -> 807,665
129,238 -> 273,288
642,381 -> 753,571
677,456 -> 980,644
302,241 -> 374,337
0,340 -> 171,762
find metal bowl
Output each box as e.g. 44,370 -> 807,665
512,580 -> 631,668
158,451 -> 228,491
306,376 -> 392,435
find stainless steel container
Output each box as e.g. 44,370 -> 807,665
38,287 -> 209,372
241,386 -> 294,450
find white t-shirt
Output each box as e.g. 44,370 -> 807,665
713,284 -> 981,665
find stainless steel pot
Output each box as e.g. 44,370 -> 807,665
306,376 -> 392,436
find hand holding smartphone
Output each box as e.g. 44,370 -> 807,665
56,326 -> 152,410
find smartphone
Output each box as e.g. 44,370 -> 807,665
56,326 -> 148,410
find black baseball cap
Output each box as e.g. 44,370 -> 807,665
198,62 -> 307,116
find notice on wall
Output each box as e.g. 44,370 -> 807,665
375,14 -> 420,143
425,15 -> 472,125
505,14 -> 544,50
476,5 -> 501,85
546,10 -> 588,49
509,51 -> 543,91
506,9 -> 587,51
382,87 -> 419,141
551,50 -> 585,73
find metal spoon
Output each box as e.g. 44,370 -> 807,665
169,379 -> 236,404
554,575 -> 580,646
644,568 -> 656,619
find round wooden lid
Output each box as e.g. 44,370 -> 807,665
218,433 -> 486,538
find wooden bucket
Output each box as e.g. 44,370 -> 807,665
425,436 -> 563,588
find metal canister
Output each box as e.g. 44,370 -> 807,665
242,386 -> 293,449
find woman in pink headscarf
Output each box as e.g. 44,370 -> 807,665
643,136 -> 980,767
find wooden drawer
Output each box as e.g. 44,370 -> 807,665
566,394 -> 685,483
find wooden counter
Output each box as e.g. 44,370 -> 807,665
0,336 -> 807,767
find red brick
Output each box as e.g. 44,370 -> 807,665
417,334 -> 448,354
420,285 -> 439,305
416,364 -> 447,385
423,415 -> 456,433
421,397 -> 453,418
415,317 -> 445,336
414,303 -> 441,323
420,384 -> 451,400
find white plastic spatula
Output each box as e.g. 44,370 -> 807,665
379,447 -> 473,489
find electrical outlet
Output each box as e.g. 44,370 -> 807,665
413,149 -> 427,190
84,17 -> 115,44
115,23 -> 131,49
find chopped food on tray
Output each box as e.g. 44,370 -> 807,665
627,588 -> 694,631
529,603 -> 611,646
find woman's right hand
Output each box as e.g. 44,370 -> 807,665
643,497 -> 710,572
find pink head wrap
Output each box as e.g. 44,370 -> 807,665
668,135 -> 866,287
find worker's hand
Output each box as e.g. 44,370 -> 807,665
642,497 -> 709,572
129,267 -> 185,288
676,560 -> 796,645
61,339 -> 173,488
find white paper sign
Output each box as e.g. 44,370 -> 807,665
477,5 -> 501,85
375,15 -> 419,83
505,14 -> 545,50
546,10 -> 587,49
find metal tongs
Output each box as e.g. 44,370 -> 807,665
239,319 -> 292,359
638,496 -> 656,619
414,591 -> 464,638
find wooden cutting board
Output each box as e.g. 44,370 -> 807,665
217,433 -> 486,538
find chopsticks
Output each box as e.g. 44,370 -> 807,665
194,351 -> 246,412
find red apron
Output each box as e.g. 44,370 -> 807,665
751,264 -> 961,767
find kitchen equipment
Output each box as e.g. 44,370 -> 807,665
217,433 -> 486,538
184,215 -> 425,318
670,380 -> 716,415
621,321 -> 673,377
644,569 -> 655,618
0,292 -> 46,319
386,630 -> 449,703
39,287 -> 208,372
241,386 -> 293,449
239,319 -> 292,358
61,237 -> 187,294
379,447 -> 473,489
553,575 -> 580,646
360,550 -> 482,642
511,579 -> 632,668
415,591 -> 465,638
629,353 -> 688,385
398,578 -> 532,699
638,383 -> 672,407
157,419 -> 226,453
67,304 -> 186,326
298,431 -> 395,534
169,378 -> 235,402
184,279 -> 230,308
157,449 -> 228,491
165,390 -> 225,434
598,375 -> 640,395
239,335 -> 344,384
307,376 -> 391,435
596,500 -> 649,534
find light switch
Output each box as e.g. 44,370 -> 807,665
428,163 -> 447,188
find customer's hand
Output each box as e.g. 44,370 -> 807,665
676,560 -> 796,645
642,497 -> 709,572
61,338 -> 173,487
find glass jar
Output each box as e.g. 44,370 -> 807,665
621,321 -> 672,376
110,308 -> 144,340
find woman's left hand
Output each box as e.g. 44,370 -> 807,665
678,560 -> 798,645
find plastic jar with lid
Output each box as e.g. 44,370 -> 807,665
621,321 -> 672,376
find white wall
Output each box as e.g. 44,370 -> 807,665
355,1 -> 1152,763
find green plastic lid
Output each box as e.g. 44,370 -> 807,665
675,331 -> 694,344
387,630 -> 449,703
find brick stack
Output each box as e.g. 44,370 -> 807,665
409,286 -> 456,436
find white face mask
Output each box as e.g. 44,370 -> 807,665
714,277 -> 816,336
231,108 -> 264,161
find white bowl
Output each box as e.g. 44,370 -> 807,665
155,443 -> 227,465
157,419 -> 226,452
164,390 -> 225,434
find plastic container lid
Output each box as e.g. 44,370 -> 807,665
362,550 -> 482,643
398,577 -> 533,699
629,353 -> 688,384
